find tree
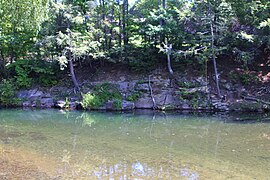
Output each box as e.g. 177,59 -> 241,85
226,0 -> 270,67
0,0 -> 49,76
41,1 -> 101,91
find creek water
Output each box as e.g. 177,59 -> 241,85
0,109 -> 269,179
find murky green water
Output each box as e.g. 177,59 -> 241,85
0,109 -> 269,179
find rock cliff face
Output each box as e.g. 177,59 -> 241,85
15,75 -> 232,111
14,72 -> 270,112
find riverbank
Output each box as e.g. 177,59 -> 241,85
1,63 -> 270,112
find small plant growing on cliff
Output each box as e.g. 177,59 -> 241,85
239,73 -> 260,85
127,91 -> 141,102
190,98 -> 199,109
65,97 -> 70,109
81,93 -> 103,109
178,81 -> 200,88
93,83 -> 122,102
228,71 -> 260,85
81,83 -> 122,109
228,71 -> 238,83
178,89 -> 199,101
113,99 -> 122,110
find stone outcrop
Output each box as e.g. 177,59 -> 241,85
12,75 -> 268,112
122,100 -> 135,110
18,89 -> 54,108
17,88 -> 79,109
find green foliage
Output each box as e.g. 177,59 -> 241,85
228,71 -> 239,83
65,97 -> 70,109
228,71 -> 260,85
81,93 -> 103,109
178,89 -> 200,101
113,99 -> 122,110
7,60 -> 59,88
14,65 -> 33,88
81,83 -> 122,109
178,81 -> 201,89
127,91 -> 142,102
0,0 -> 269,94
239,73 -> 260,85
190,98 -> 199,109
129,59 -> 156,73
93,83 -> 122,102
128,48 -> 163,72
40,1 -> 102,73
0,79 -> 20,106
0,0 -> 49,66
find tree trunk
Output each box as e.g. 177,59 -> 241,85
102,0 -> 108,50
10,45 -> 14,64
148,75 -> 157,109
210,7 -> 221,98
0,52 -> 6,77
68,55 -> 80,92
124,0 -> 129,46
108,3 -> 115,49
166,43 -> 174,78
67,22 -> 80,92
159,0 -> 166,44
162,0 -> 166,8
122,0 -> 129,62
118,1 -> 122,60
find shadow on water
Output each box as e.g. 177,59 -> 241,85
1,108 -> 270,124
130,109 -> 270,123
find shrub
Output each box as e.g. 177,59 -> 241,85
81,93 -> 103,109
127,91 -> 141,102
14,65 -> 33,88
113,99 -> 122,110
0,79 -> 20,106
81,83 -> 122,109
178,89 -> 199,100
228,71 -> 260,85
7,59 -> 59,88
239,73 -> 260,85
93,83 -> 122,102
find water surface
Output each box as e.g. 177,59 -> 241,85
0,109 -> 269,179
